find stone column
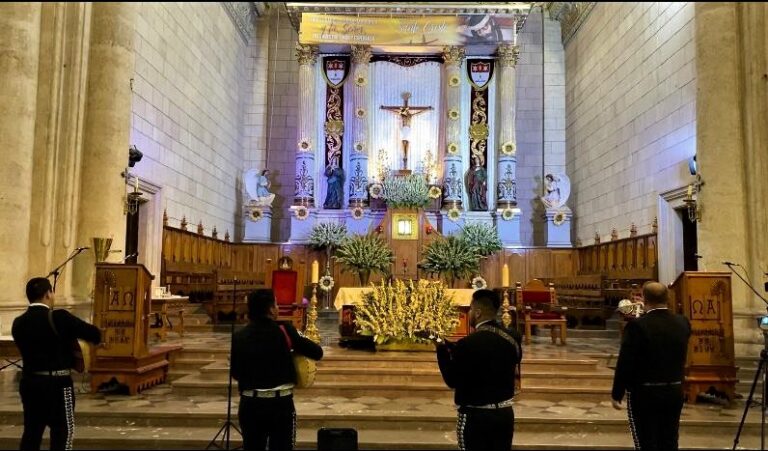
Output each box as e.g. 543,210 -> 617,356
496,44 -> 520,208
293,43 -> 318,207
348,45 -> 371,207
0,4 -> 42,327
441,46 -> 465,210
73,3 -> 136,300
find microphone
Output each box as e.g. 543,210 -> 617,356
722,261 -> 737,266
694,254 -> 703,259
75,246 -> 90,251
121,252 -> 138,263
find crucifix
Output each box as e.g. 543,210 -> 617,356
381,92 -> 433,175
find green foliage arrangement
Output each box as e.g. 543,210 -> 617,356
381,174 -> 430,209
418,235 -> 482,287
355,279 -> 459,345
307,222 -> 347,251
460,223 -> 502,257
334,234 -> 395,278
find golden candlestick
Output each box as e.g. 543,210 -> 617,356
304,284 -> 321,344
501,289 -> 512,329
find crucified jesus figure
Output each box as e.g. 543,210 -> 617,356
381,92 -> 433,172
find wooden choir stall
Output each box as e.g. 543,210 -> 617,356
669,271 -> 737,402
89,263 -> 180,395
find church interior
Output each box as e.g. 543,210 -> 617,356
1,1 -> 768,449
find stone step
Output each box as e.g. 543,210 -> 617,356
0,418 -> 758,450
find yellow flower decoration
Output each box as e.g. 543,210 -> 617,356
354,73 -> 368,86
355,108 -> 367,119
447,207 -> 462,222
369,183 -> 383,199
297,139 -> 311,151
553,211 -> 567,226
294,205 -> 309,221
428,186 -> 442,199
448,109 -> 460,121
500,141 -> 516,156
354,141 -> 365,153
351,206 -> 365,220
249,208 -> 263,222
448,74 -> 461,87
447,142 -> 459,155
501,208 -> 516,221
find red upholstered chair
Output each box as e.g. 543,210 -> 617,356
515,279 -> 567,345
272,271 -> 306,330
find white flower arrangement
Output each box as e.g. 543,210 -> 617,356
447,142 -> 459,155
448,74 -> 461,87
501,207 -> 516,221
428,186 -> 442,199
249,208 -> 263,222
354,73 -> 367,86
351,206 -> 365,220
447,207 -> 462,222
294,205 -> 309,221
471,276 -> 488,290
354,141 -> 366,153
381,174 -> 430,209
500,141 -> 516,156
369,182 -> 383,199
448,109 -> 460,121
355,107 -> 366,119
319,275 -> 335,292
297,139 -> 312,151
553,211 -> 567,226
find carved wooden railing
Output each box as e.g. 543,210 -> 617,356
577,233 -> 657,280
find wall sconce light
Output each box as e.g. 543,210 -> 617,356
683,174 -> 704,222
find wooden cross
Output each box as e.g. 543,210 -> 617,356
380,92 -> 433,129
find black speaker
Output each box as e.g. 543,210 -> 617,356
318,427 -> 358,451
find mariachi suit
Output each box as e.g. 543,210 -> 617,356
12,304 -> 101,451
231,317 -> 323,451
436,320 -> 523,451
612,308 -> 691,451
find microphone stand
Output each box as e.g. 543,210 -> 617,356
47,248 -> 89,293
728,262 -> 768,451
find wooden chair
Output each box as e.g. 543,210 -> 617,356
515,279 -> 567,345
272,270 -> 306,330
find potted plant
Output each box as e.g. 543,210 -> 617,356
308,222 -> 348,274
459,223 -> 502,257
334,234 -> 395,286
418,235 -> 481,288
354,279 -> 459,349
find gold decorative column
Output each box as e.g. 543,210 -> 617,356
73,3 -> 137,300
442,46 -> 465,209
0,3 -> 42,326
294,44 -> 319,206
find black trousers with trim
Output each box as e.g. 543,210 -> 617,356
19,375 -> 76,451
238,395 -> 296,451
457,406 -> 515,451
627,386 -> 684,451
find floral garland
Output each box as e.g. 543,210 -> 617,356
294,205 -> 309,221
319,275 -> 335,292
447,207 -> 462,222
471,276 -> 488,290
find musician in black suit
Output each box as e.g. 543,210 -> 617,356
232,289 -> 323,451
436,289 -> 523,451
611,281 -> 691,451
12,277 -> 101,451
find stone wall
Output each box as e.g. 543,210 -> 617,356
565,2 -> 696,243
130,2 -> 248,238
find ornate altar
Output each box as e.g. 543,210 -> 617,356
669,271 -> 737,402
91,264 -> 180,394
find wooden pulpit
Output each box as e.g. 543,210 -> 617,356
669,271 -> 737,402
90,263 -> 179,394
